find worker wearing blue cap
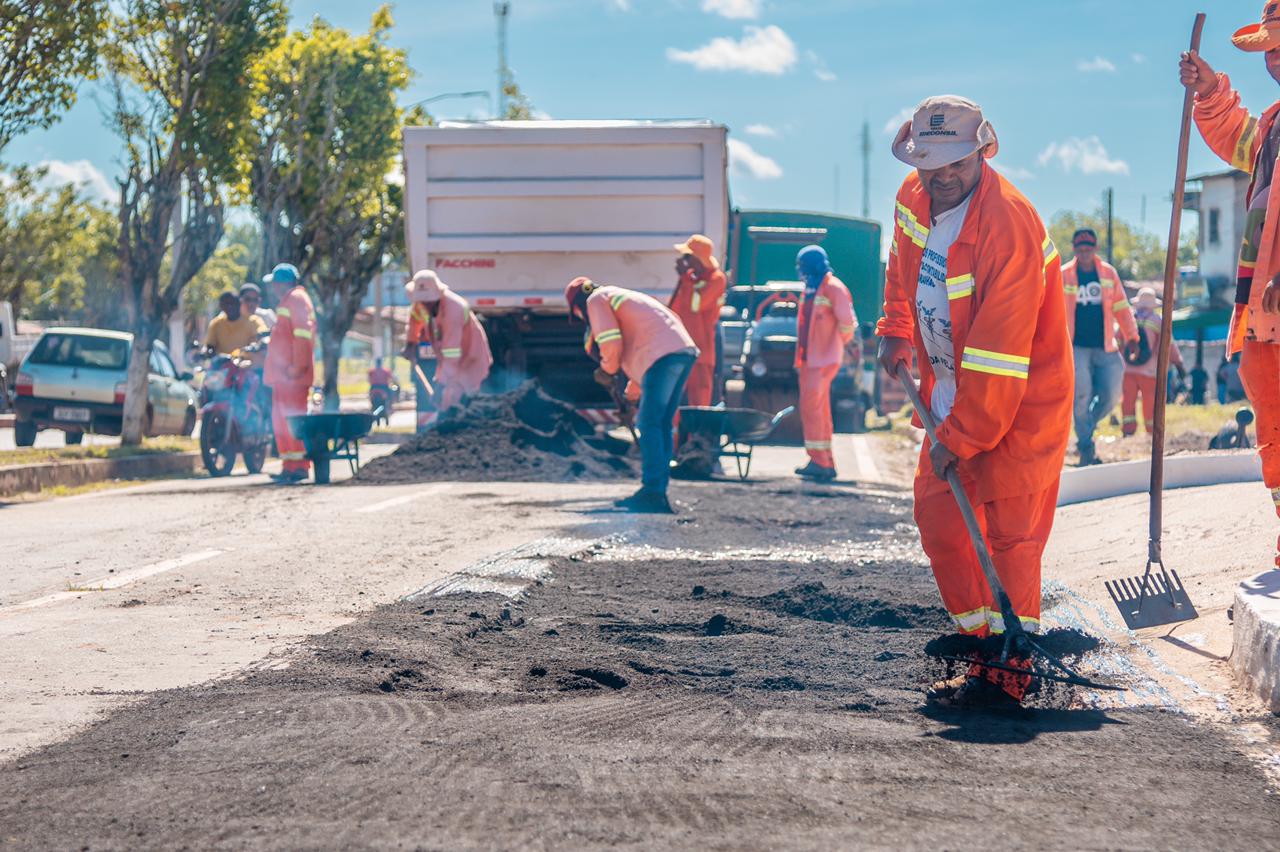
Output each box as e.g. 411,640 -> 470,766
263,263 -> 315,483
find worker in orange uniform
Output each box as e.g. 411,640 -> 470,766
262,263 -> 315,485
793,245 -> 857,482
670,234 -> 727,407
1121,287 -> 1186,436
565,277 -> 698,514
1062,228 -> 1140,465
879,96 -> 1071,708
1182,5 -> 1280,568
403,269 -> 493,424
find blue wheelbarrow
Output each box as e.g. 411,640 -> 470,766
286,408 -> 380,484
675,405 -> 796,480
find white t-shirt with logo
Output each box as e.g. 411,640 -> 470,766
915,194 -> 974,422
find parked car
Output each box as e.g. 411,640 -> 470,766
11,328 -> 197,446
739,283 -> 871,435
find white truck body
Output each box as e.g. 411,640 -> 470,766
402,120 -> 729,311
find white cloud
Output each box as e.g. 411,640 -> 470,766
727,138 -> 782,180
745,123 -> 778,137
701,0 -> 761,19
807,50 -> 837,82
882,106 -> 913,135
1077,56 -> 1116,73
1132,52 -> 1147,64
1037,136 -> 1129,176
611,0 -> 630,9
38,159 -> 115,202
667,25 -> 796,75
991,162 -> 1035,180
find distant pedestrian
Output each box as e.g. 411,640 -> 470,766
566,277 -> 697,514
1062,228 -> 1140,465
1121,288 -> 1186,436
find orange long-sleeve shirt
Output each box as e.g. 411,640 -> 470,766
670,267 -> 726,366
406,287 -> 492,393
796,273 -> 856,368
585,285 -> 697,384
264,285 -> 315,388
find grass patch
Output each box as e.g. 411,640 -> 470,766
0,436 -> 196,468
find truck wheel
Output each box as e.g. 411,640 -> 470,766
64,430 -> 84,445
14,418 -> 36,447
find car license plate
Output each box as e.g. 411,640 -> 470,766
53,406 -> 91,423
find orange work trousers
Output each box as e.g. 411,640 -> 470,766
1238,340 -> 1280,565
271,382 -> 310,473
799,364 -> 839,468
913,451 -> 1059,637
685,361 -> 715,408
1121,372 -> 1157,435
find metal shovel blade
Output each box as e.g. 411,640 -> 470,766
1105,567 -> 1198,630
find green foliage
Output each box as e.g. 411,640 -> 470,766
502,75 -> 535,120
0,1 -> 107,152
1048,208 -> 1166,281
182,222 -> 261,334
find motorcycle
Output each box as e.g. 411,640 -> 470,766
195,343 -> 272,477
368,381 -> 399,426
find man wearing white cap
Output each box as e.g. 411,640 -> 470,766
877,96 -> 1072,708
402,269 -> 492,429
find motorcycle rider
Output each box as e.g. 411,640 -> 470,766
205,291 -> 267,356
367,357 -> 396,415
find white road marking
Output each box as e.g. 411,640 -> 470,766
355,483 -> 452,514
849,435 -> 882,483
0,549 -> 225,616
406,536 -> 601,600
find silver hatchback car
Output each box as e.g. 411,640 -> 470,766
12,328 -> 197,446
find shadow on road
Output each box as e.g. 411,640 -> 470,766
920,705 -> 1125,745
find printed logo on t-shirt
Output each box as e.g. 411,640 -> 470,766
1076,281 -> 1104,306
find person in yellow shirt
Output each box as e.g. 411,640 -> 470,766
205,291 -> 267,355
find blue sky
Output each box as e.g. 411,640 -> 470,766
9,1 -> 1279,250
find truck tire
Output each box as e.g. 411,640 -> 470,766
14,418 -> 36,447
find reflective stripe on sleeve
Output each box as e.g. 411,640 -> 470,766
960,345 -> 1030,379
441,347 -> 462,358
895,202 -> 930,248
838,324 -> 855,334
1112,298 -> 1131,313
1234,115 -> 1260,171
293,328 -> 312,339
609,293 -> 627,310
945,273 -> 974,301
1042,236 -> 1059,267
814,295 -> 832,308
594,329 -> 622,344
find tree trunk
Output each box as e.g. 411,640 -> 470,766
121,321 -> 160,445
321,331 -> 341,412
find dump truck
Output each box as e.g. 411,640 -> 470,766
402,119 -> 729,412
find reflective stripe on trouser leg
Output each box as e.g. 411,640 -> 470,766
1120,371 -> 1141,435
913,461 -> 993,637
271,382 -> 310,473
1240,340 -> 1280,488
799,363 -> 839,468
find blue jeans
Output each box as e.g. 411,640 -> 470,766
1073,346 -> 1124,452
638,350 -> 696,493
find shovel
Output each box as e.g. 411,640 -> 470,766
896,363 -> 1121,692
1104,13 -> 1204,631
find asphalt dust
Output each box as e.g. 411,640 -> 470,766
2,480 -> 1277,848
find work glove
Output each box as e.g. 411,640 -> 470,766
593,368 -> 614,389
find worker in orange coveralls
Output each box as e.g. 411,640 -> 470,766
1121,288 -> 1186,436
793,244 -> 857,482
1181,4 -> 1280,567
566,277 -> 698,514
878,96 -> 1072,708
403,269 -> 493,422
670,234 -> 727,407
263,263 -> 315,485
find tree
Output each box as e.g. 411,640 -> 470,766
0,1 -> 106,153
502,76 -> 535,120
181,223 -> 261,341
103,0 -> 285,444
1048,209 -> 1165,281
0,166 -> 94,318
244,7 -> 411,408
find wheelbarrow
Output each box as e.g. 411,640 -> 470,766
675,405 -> 795,481
286,408 -> 379,485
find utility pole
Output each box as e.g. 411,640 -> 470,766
861,118 -> 871,219
1140,194 -> 1148,230
495,2 -> 510,119
1104,187 -> 1115,265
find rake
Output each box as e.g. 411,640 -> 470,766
896,363 -> 1121,692
1104,13 -> 1204,631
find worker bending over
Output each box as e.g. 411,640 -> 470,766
404,270 -> 492,421
1122,287 -> 1186,436
879,96 -> 1071,708
1063,228 -> 1139,465
263,263 -> 315,485
565,277 -> 698,514
1182,4 -> 1280,568
670,234 -> 727,407
793,245 -> 857,482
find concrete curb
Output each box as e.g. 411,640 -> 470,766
1057,451 -> 1262,506
0,451 -> 201,498
0,413 -> 14,428
1232,570 -> 1280,714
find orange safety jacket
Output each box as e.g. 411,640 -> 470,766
407,287 -> 493,394
670,267 -> 726,367
1194,72 -> 1280,353
1061,258 -> 1138,352
264,285 -> 315,388
876,165 -> 1072,503
795,272 -> 857,369
585,285 -> 697,385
